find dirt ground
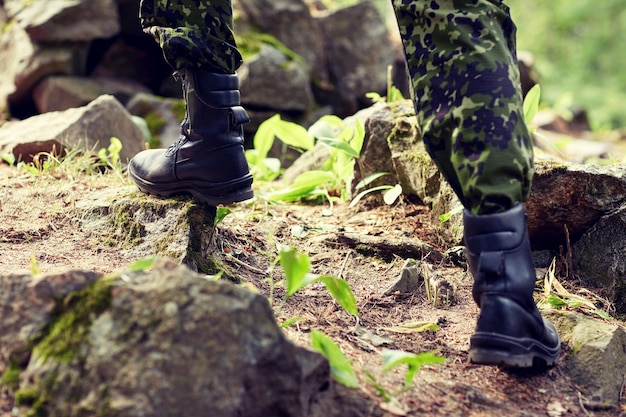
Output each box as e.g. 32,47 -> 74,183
0,161 -> 624,417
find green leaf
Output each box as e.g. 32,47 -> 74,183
311,330 -> 359,388
126,257 -> 155,272
382,349 -> 445,387
253,115 -> 279,159
280,316 -> 302,328
272,117 -> 314,151
214,207 -> 231,225
0,151 -> 15,165
349,185 -> 394,208
319,276 -> 359,316
523,84 -> 541,126
438,205 -> 463,223
355,172 -> 390,190
383,184 -> 402,205
317,136 -> 360,158
266,171 -> 335,202
279,247 -> 318,297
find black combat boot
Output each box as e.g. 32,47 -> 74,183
128,68 -> 253,206
464,203 -> 560,368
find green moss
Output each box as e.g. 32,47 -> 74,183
105,198 -> 150,248
31,276 -> 114,363
172,100 -> 186,122
1,361 -> 22,389
235,31 -> 305,64
143,111 -> 167,149
15,386 -> 41,406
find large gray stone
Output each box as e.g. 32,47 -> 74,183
237,0 -> 327,86
239,44 -> 313,112
547,310 -> 626,408
5,0 -> 120,42
526,161 -> 626,248
572,205 -> 626,315
13,260 -> 330,417
0,95 -> 144,164
315,1 -> 396,115
33,75 -> 150,113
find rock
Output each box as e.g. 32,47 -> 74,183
75,187 -> 223,277
0,270 -> 101,369
5,0 -> 120,42
315,2 -> 396,116
526,161 -> 626,249
359,100 -> 463,243
571,205 -> 626,315
0,25 -> 83,113
7,260 -> 331,417
237,0 -> 328,86
239,44 -> 313,112
33,75 -> 151,113
546,310 -> 626,409
125,92 -> 185,148
0,94 -> 145,164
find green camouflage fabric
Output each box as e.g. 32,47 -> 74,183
139,0 -> 241,74
392,0 -> 534,214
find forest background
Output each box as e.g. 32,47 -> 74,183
335,0 -> 626,131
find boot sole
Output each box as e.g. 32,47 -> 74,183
128,166 -> 254,206
469,332 -> 560,368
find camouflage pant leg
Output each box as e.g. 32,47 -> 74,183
139,0 -> 242,74
392,0 -> 534,214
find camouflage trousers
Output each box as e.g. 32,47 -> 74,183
392,0 -> 534,214
139,0 -> 240,74
140,0 -> 533,214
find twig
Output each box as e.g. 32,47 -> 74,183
577,391 -> 591,417
224,253 -> 267,275
338,251 -> 351,279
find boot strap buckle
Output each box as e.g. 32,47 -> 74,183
229,106 -> 250,125
478,251 -> 504,276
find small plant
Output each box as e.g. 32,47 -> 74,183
246,114 -> 368,206
278,246 -> 358,316
350,173 -> 402,208
311,330 -> 360,388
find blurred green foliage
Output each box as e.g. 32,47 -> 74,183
327,0 -> 625,130
508,0 -> 626,130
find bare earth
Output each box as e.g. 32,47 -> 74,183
0,162 -> 623,417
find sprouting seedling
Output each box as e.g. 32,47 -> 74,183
278,246 -> 358,316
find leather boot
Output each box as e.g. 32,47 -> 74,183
464,203 -> 560,368
128,68 -> 254,206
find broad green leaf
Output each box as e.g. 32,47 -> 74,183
126,257 -> 155,272
336,121 -> 365,155
279,247 -> 318,296
382,349 -> 445,387
523,84 -> 541,126
253,114 -> 279,158
317,137 -> 360,158
311,330 -> 359,388
266,171 -> 334,202
320,275 -> 359,316
272,118 -> 314,151
355,172 -> 390,190
383,184 -> 402,205
308,115 -> 344,140
349,185 -> 394,208
214,207 -> 231,225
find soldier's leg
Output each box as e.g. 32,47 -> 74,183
392,0 -> 560,368
139,0 -> 242,73
129,0 -> 253,205
393,0 -> 532,215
